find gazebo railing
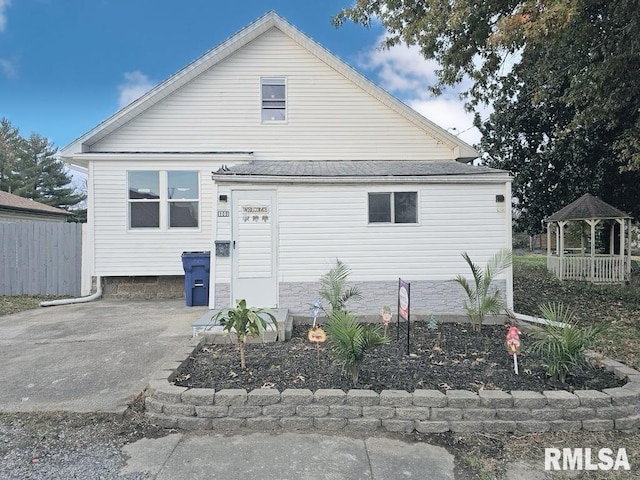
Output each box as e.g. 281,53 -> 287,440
547,255 -> 627,283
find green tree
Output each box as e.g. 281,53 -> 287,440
14,134 -> 85,209
0,118 -> 22,192
335,0 -> 640,230
0,118 -> 85,213
334,1 -> 640,171
478,65 -> 640,233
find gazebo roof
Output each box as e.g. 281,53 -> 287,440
545,193 -> 631,222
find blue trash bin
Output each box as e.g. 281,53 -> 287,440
181,251 -> 211,306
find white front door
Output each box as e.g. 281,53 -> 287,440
231,190 -> 277,307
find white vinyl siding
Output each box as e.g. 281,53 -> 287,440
274,183 -> 510,282
90,28 -> 453,160
92,160 -> 214,276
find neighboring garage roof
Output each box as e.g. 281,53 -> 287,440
212,160 -> 509,183
545,193 -> 631,222
0,190 -> 71,217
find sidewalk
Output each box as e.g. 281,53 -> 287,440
121,431 -> 457,480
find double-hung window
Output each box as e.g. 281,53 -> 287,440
128,171 -> 199,230
368,192 -> 418,224
261,77 -> 286,122
168,171 -> 199,228
128,171 -> 160,228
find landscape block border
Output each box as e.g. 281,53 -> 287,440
144,335 -> 640,433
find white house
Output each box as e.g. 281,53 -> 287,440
60,11 -> 513,316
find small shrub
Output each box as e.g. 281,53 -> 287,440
325,310 -> 388,385
319,259 -> 361,314
454,249 -> 512,332
212,299 -> 277,369
529,303 -> 607,383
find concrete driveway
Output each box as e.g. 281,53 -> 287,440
0,299 -> 206,414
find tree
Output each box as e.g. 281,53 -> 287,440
0,118 -> 86,213
14,134 -> 85,209
478,75 -> 640,232
335,0 -> 640,230
477,18 -> 640,232
0,118 -> 22,193
334,1 -> 640,171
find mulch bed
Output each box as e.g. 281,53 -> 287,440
174,322 -> 624,393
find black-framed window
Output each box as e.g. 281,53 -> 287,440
261,77 -> 286,122
368,192 -> 417,224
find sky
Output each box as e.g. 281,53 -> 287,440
0,0 -> 482,157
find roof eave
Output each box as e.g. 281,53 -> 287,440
0,205 -> 71,217
212,173 -> 510,185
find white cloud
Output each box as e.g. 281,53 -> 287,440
359,35 -> 491,146
0,0 -> 10,32
117,71 -> 155,108
0,58 -> 16,78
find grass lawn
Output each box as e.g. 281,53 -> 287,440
0,295 -> 65,316
513,253 -> 640,369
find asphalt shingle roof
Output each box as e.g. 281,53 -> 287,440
545,193 -> 630,222
0,190 -> 70,216
213,160 -> 505,178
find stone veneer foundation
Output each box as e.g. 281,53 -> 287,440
145,335 -> 640,434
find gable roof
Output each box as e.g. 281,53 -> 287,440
545,193 -> 631,222
0,190 -> 71,217
60,11 -> 478,162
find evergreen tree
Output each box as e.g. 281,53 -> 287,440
0,118 -> 86,213
0,118 -> 22,193
15,134 -> 85,209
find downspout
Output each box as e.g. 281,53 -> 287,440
40,276 -> 103,307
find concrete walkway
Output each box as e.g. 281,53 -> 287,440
121,432 -> 456,479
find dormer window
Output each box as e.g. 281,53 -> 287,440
261,77 -> 286,122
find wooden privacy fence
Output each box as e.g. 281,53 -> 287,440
0,221 -> 82,296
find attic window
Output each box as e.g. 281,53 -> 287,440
261,77 -> 286,122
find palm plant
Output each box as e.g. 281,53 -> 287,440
454,249 -> 512,332
529,303 -> 607,383
324,310 -> 388,385
212,299 -> 276,369
319,259 -> 361,314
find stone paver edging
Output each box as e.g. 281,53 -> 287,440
145,336 -> 640,433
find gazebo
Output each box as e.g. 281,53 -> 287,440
544,193 -> 632,283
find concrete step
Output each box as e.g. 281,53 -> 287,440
192,308 -> 292,342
